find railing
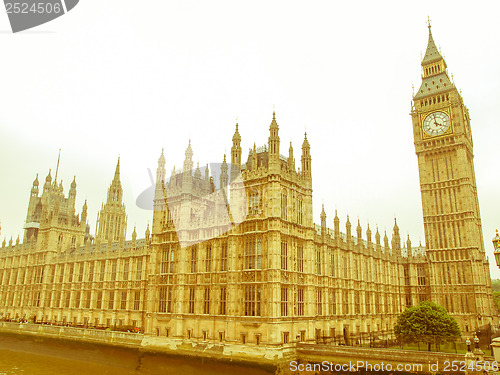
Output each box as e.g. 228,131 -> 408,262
0,321 -> 144,347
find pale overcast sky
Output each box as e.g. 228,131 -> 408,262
0,1 -> 499,277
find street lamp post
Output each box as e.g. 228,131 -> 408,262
493,230 -> 500,268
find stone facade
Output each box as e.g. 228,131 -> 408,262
410,24 -> 495,330
0,26 -> 496,348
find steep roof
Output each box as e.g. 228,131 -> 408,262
421,25 -> 443,65
414,72 -> 454,99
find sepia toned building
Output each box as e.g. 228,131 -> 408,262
0,25 -> 497,349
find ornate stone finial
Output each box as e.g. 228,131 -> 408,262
46,169 -> 52,183
427,16 -> 431,29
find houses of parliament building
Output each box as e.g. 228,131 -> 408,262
0,25 -> 497,349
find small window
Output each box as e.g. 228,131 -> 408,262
283,332 -> 289,344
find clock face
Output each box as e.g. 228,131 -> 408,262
423,111 -> 450,136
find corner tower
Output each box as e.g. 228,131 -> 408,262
411,23 -> 496,330
95,158 -> 127,244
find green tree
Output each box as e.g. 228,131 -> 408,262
394,301 -> 461,351
491,279 -> 500,292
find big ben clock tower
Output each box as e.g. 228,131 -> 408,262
411,23 -> 496,330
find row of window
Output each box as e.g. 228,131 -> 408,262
419,93 -> 449,107
0,250 -> 409,288
2,289 -> 143,311
154,286 -> 402,317
424,63 -> 442,77
280,191 -> 303,224
0,259 -> 145,286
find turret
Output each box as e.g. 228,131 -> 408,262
231,122 -> 242,181
153,149 -> 169,234
356,219 -> 362,240
96,158 -> 127,243
43,170 -> 52,192
184,140 -> 194,175
366,224 -> 372,246
154,149 -> 166,210
182,141 -> 194,194
375,227 -> 381,250
132,226 -> 137,248
384,231 -> 389,249
251,143 -> 257,170
320,204 -> 326,236
69,176 -> 76,200
31,174 -> 39,197
145,224 -> 150,245
268,111 -> 280,172
80,200 -> 88,228
301,132 -> 311,179
194,162 -> 201,179
391,218 -> 401,253
25,174 -> 41,242
220,154 -> 229,189
204,163 -> 210,190
334,209 -> 340,239
346,215 -> 351,241
288,142 -> 294,171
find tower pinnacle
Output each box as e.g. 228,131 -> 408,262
114,157 -> 120,182
422,22 -> 442,66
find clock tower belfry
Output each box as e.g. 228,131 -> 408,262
411,23 -> 496,330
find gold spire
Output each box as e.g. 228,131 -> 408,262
113,157 -> 120,182
421,21 -> 444,66
54,149 -> 61,182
